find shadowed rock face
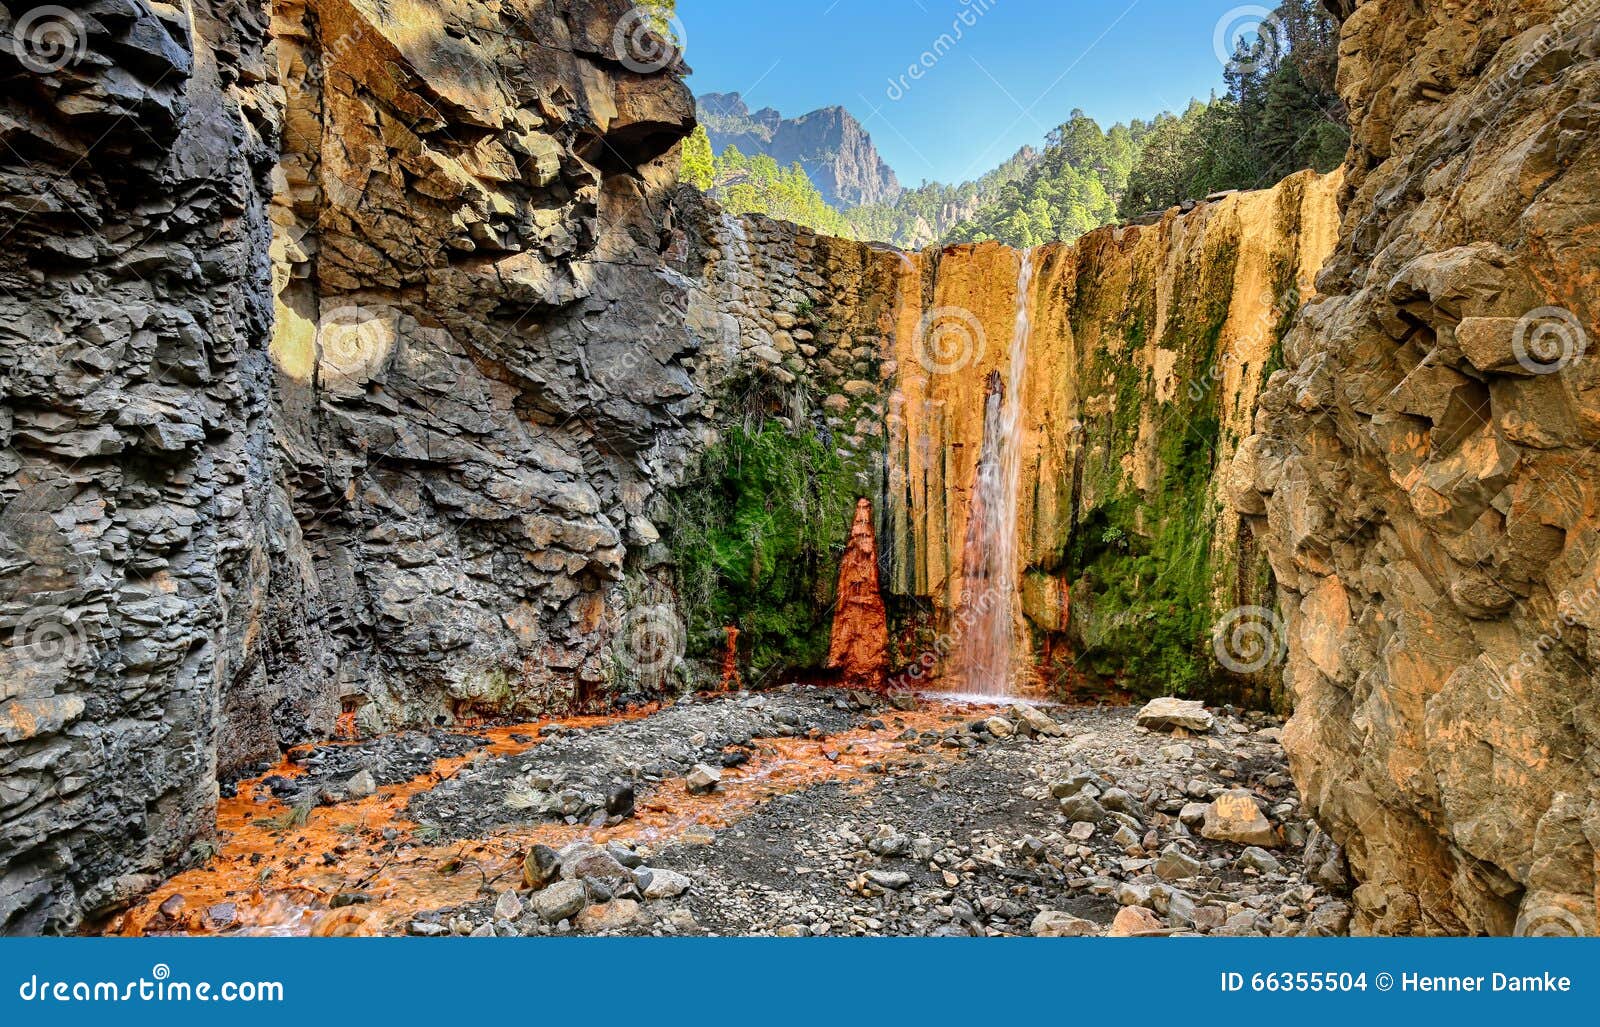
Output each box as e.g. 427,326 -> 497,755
1240,0 -> 1600,935
0,0 -> 695,933
1,0 -> 280,934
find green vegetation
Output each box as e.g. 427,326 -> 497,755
1120,0 -> 1346,216
1065,300 -> 1233,700
842,146 -> 1039,249
666,415 -> 863,682
946,111 -> 1139,248
684,126 -> 859,238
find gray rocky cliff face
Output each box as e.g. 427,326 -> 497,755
0,0 -> 698,934
0,0 -> 280,933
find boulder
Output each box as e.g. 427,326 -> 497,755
531,880 -> 587,923
686,763 -> 722,794
1107,906 -> 1165,937
1201,790 -> 1280,848
1031,911 -> 1098,937
1135,697 -> 1214,733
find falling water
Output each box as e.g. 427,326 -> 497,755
956,249 -> 1035,697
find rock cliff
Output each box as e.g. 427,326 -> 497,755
675,171 -> 1341,706
1241,0 -> 1600,935
1,0 -> 280,933
699,92 -> 902,207
0,0 -> 695,933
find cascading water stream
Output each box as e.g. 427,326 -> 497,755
955,248 -> 1035,697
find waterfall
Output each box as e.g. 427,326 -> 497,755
956,248 -> 1035,697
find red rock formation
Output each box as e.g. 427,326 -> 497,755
827,499 -> 891,689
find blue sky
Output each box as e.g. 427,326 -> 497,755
679,0 -> 1250,186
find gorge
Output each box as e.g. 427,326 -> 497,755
0,0 -> 1597,940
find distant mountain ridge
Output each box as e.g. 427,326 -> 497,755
698,92 -> 902,207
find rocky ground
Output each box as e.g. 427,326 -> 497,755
117,687 -> 1352,938
171,687 -> 1346,939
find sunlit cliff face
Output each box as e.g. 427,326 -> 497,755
254,0 -> 698,748
873,171 -> 1341,697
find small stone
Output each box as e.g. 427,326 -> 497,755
606,782 -> 635,817
1202,790 -> 1280,848
344,770 -> 377,799
606,841 -> 644,868
1155,845 -> 1206,880
776,924 -> 809,937
1051,773 -> 1099,799
1058,795 -> 1107,823
984,716 -> 1015,738
494,890 -> 524,920
686,763 -> 722,794
1237,847 -> 1283,875
863,870 -> 911,891
531,880 -> 588,923
1010,703 -> 1065,736
1135,697 -> 1215,733
523,844 -> 561,890
1031,910 -> 1098,937
868,826 -> 912,857
1068,821 -> 1096,841
576,899 -> 641,932
643,869 -> 692,899
1179,802 -> 1209,827
1107,906 -> 1165,937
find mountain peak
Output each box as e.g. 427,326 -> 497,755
696,95 -> 901,208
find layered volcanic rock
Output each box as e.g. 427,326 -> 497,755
258,0 -> 695,755
1241,0 -> 1600,934
0,0 -> 280,933
0,0 -> 697,933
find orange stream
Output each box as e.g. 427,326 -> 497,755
109,698 -> 984,937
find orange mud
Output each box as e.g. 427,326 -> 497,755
110,696 -> 987,938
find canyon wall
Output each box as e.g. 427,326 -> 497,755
1241,0 -> 1600,934
258,0 -> 693,762
1,0 -> 280,933
678,172 -> 1341,704
0,0 -> 699,933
